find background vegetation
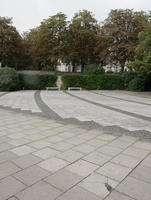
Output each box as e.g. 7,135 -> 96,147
19,74 -> 57,90
62,74 -> 124,90
0,67 -> 20,91
0,9 -> 151,91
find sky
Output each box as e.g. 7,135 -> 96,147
0,0 -> 151,33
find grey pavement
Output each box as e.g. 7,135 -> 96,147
0,91 -> 41,113
41,90 -> 151,132
0,91 -> 151,199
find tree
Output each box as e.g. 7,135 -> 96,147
129,25 -> 151,73
0,17 -> 23,69
22,28 -> 40,69
64,10 -> 99,72
32,13 -> 68,69
96,9 -> 148,73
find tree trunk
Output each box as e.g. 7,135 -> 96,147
72,66 -> 75,72
81,63 -> 85,73
120,62 -> 125,73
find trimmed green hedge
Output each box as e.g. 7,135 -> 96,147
61,75 -> 86,90
62,74 -> 124,90
122,71 -> 137,89
0,67 -> 20,91
145,72 -> 151,91
19,74 -> 57,90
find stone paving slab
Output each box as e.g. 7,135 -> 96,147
105,190 -> 134,200
0,176 -> 26,200
79,172 -> 118,198
56,186 -> 100,200
97,162 -> 132,182
16,181 -> 61,200
45,169 -> 83,192
116,176 -> 151,200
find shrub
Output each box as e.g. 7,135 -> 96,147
84,64 -> 105,75
0,67 -> 20,91
97,74 -> 124,90
128,73 -> 146,91
61,75 -> 86,90
122,71 -> 137,89
144,72 -> 151,91
84,75 -> 99,90
62,74 -> 124,90
19,74 -> 57,90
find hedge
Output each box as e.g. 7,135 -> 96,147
122,71 -> 137,89
127,72 -> 151,91
61,75 -> 86,90
0,67 -> 20,91
19,74 -> 57,90
145,72 -> 151,91
62,74 -> 124,90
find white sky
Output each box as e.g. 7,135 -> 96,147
0,0 -> 150,33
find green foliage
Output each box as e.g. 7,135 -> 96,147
145,72 -> 151,91
19,74 -> 57,90
23,13 -> 68,69
61,75 -> 86,89
62,74 -> 124,90
84,75 -> 99,90
84,64 -> 105,75
128,73 -> 146,91
122,71 -> 151,91
127,25 -> 151,91
0,17 -> 24,69
64,10 -> 99,72
96,74 -> 124,90
97,9 -> 147,73
122,71 -> 137,89
129,25 -> 151,73
0,67 -> 20,91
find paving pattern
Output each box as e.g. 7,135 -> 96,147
41,90 -> 151,132
0,90 -> 151,199
0,91 -> 41,113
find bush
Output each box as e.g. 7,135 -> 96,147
144,72 -> 151,91
84,64 -> 105,75
84,75 -> 99,90
61,75 -> 86,90
122,71 -> 137,89
62,74 -> 124,90
0,67 -> 20,91
128,73 -> 146,91
97,74 -> 124,90
19,74 -> 57,90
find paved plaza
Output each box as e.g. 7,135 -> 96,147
0,90 -> 151,199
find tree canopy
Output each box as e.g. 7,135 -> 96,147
129,25 -> 151,73
23,13 -> 68,70
64,10 -> 99,72
0,17 -> 24,69
0,9 -> 150,72
96,9 -> 148,72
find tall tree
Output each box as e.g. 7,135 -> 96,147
33,13 -> 68,69
64,10 -> 99,72
129,25 -> 151,73
0,17 -> 23,69
22,28 -> 40,69
96,9 -> 148,73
